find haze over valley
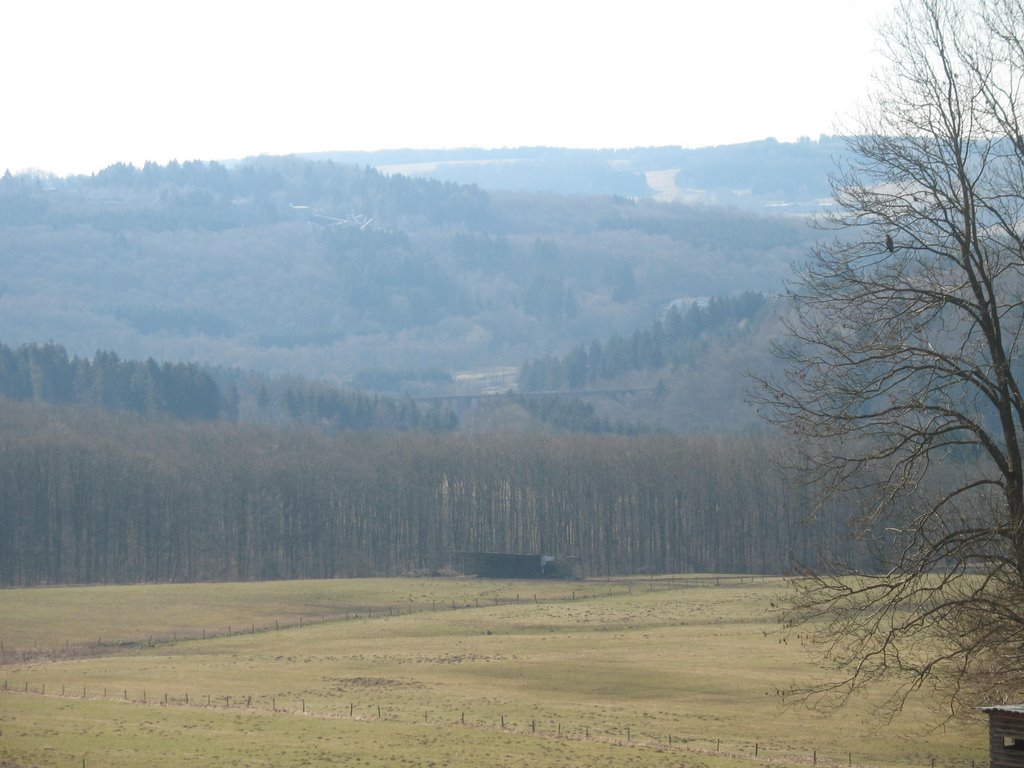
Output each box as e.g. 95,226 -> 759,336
0,140 -> 836,434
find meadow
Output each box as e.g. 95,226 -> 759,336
0,576 -> 987,767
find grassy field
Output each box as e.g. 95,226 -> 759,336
0,576 -> 987,768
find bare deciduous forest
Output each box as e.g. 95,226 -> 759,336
0,398 -> 872,586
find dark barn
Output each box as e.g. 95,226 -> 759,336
457,552 -> 577,579
983,705 -> 1024,768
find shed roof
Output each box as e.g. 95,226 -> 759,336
981,705 -> 1024,716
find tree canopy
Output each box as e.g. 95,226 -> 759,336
760,0 -> 1024,715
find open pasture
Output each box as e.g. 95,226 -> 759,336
0,576 -> 599,653
1,577 -> 986,767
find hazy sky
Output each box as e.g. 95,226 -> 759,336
3,0 -> 898,177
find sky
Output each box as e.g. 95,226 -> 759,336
2,0 -> 899,177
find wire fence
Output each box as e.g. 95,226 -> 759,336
0,681 -> 988,768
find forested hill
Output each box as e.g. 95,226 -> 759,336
0,149 -> 818,429
0,340 -> 458,432
0,284 -> 780,434
505,292 -> 779,433
520,292 -> 771,392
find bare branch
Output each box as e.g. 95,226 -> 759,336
755,0 -> 1024,716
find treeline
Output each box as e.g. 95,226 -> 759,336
508,394 -> 652,435
0,158 -> 489,232
351,368 -> 453,393
281,383 -> 457,432
0,342 -> 224,420
519,293 -> 770,391
0,397 -> 872,586
0,340 -> 457,433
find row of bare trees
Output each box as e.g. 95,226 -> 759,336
0,398 -> 868,586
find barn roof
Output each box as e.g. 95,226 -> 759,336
455,551 -> 577,579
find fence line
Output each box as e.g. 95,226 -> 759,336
0,682 -> 987,768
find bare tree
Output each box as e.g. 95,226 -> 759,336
759,0 -> 1024,716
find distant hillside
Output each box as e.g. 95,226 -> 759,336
300,137 -> 849,212
510,292 -> 781,433
0,150 -> 818,426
